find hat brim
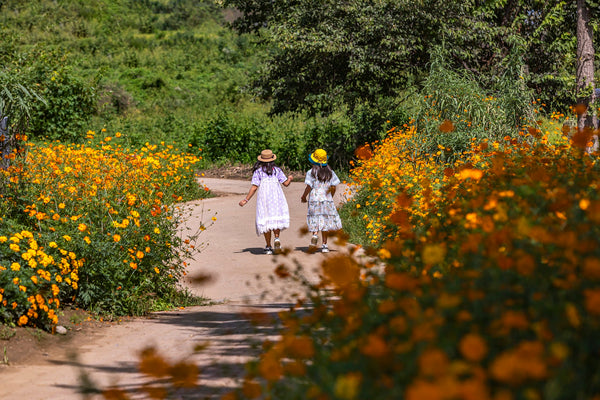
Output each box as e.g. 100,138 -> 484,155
258,154 -> 277,162
309,154 -> 328,166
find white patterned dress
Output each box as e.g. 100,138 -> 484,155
252,167 -> 290,235
305,170 -> 343,232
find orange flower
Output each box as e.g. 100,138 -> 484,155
354,144 -> 373,160
459,333 -> 488,362
18,315 -> 28,326
360,333 -> 389,358
406,379 -> 444,400
322,255 -> 359,288
283,335 -> 315,359
418,348 -> 449,377
439,119 -> 455,133
385,272 -> 418,291
584,289 -> 600,315
258,353 -> 282,381
582,257 -> 600,279
139,347 -> 170,377
169,361 -> 198,388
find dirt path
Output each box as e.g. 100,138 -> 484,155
0,177 -> 353,399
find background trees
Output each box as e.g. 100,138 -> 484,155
223,0 -> 598,116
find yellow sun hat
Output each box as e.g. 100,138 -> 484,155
309,149 -> 328,166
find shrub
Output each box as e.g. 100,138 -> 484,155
0,132 -> 211,325
225,127 -> 600,400
408,55 -> 536,163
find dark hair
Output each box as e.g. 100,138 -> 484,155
253,160 -> 276,175
311,164 -> 333,182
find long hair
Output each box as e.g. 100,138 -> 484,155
253,160 -> 276,175
311,164 -> 333,183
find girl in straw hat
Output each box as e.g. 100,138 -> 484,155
239,149 -> 293,255
300,149 -> 342,253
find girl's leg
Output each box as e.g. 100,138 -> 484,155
273,229 -> 280,239
322,231 -> 328,244
263,231 -> 272,247
310,231 -> 319,247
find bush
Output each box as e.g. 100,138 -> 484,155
408,55 -> 536,163
225,127 -> 600,400
22,50 -> 97,143
0,132 -> 211,326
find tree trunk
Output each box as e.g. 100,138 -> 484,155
576,0 -> 597,143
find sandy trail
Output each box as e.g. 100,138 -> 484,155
0,177 -> 353,399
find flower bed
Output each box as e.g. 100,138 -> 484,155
0,132 -> 210,328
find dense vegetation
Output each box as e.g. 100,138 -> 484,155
2,1 -> 600,398
0,0 -> 401,171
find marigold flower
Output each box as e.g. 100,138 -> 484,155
459,333 -> 488,362
322,255 -> 360,288
139,347 -> 170,377
360,334 -> 389,358
418,348 -> 449,377
439,119 -> 455,133
242,379 -> 261,398
334,372 -> 362,400
584,289 -> 600,315
421,243 -> 446,265
385,272 -> 418,291
258,353 -> 282,381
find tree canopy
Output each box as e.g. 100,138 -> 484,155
223,0 -> 599,115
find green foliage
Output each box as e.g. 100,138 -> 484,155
223,0 -> 591,116
0,138 -> 210,326
26,55 -> 97,142
0,69 -> 44,135
409,54 -> 535,162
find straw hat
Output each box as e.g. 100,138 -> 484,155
257,149 -> 277,162
309,149 -> 328,166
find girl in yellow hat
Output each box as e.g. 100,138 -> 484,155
300,149 -> 342,252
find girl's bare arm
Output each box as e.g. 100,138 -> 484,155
300,184 -> 312,203
283,175 -> 293,187
239,185 -> 258,207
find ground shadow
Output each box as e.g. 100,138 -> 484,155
235,247 -> 267,255
59,304 -> 300,399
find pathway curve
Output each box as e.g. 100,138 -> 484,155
0,178 -> 353,399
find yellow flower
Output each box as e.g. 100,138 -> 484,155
113,234 -> 121,242
154,267 -> 160,274
18,315 -> 28,326
421,243 -> 446,265
136,250 -> 144,259
334,372 -> 362,400
154,227 -> 160,234
63,235 -> 71,242
78,223 -> 87,232
10,262 -> 20,271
